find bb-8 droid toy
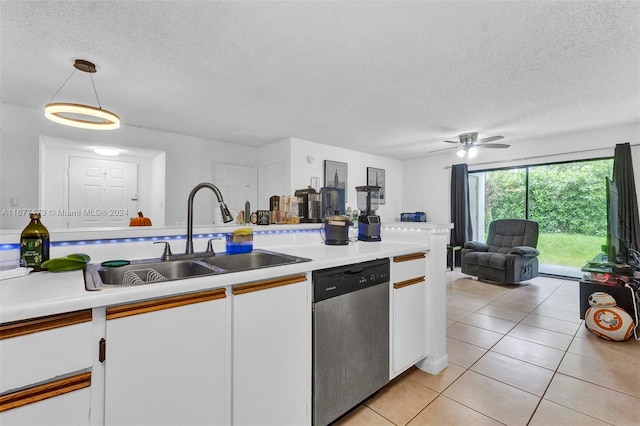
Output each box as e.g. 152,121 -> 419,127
585,292 -> 635,341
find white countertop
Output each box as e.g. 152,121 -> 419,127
0,240 -> 428,323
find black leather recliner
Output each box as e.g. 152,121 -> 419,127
461,219 -> 540,284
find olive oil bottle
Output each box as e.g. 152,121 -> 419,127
20,213 -> 50,271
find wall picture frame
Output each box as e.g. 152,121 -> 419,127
324,160 -> 348,196
367,167 -> 385,204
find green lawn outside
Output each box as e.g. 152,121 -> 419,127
537,232 -> 605,267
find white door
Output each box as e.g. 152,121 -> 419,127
212,162 -> 257,221
67,157 -> 138,228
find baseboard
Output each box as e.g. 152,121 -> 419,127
415,353 -> 448,375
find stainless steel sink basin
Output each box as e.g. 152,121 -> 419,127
200,250 -> 310,272
100,260 -> 216,285
84,249 -> 310,290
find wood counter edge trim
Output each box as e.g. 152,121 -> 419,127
232,274 -> 308,295
0,310 -> 93,340
106,288 -> 226,320
393,252 -> 426,263
394,276 -> 425,289
0,371 -> 91,412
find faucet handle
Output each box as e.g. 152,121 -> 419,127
154,241 -> 173,260
206,237 -> 224,255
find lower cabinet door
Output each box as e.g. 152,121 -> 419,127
232,274 -> 311,425
104,289 -> 228,426
392,279 -> 427,376
0,377 -> 91,426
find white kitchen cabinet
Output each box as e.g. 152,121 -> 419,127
0,310 -> 93,425
391,252 -> 427,378
103,288 -> 229,426
232,273 -> 311,426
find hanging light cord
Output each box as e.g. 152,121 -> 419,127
89,73 -> 103,109
47,68 -> 103,109
47,68 -> 76,104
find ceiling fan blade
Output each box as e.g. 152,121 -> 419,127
428,145 -> 459,153
476,135 -> 504,144
477,143 -> 510,149
443,140 -> 460,144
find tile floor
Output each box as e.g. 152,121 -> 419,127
335,270 -> 640,426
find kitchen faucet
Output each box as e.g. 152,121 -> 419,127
186,182 -> 234,254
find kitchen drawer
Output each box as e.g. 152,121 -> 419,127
393,252 -> 427,284
0,310 -> 93,393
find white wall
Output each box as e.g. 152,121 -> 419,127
0,103 -> 258,229
403,123 -> 640,224
255,137 -> 404,221
289,137 -> 403,221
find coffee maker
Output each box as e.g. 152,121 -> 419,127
356,185 -> 381,242
294,188 -> 321,223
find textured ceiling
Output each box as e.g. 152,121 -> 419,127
1,1 -> 639,160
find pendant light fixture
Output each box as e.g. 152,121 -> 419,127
45,59 -> 120,130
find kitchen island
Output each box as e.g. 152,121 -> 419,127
0,222 -> 451,425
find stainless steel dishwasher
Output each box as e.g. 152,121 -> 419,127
312,258 -> 390,426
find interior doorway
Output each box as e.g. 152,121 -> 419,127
67,156 -> 139,227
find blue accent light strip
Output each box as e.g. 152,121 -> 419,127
0,228 -> 321,251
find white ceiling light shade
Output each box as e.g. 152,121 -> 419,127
44,59 -> 120,130
456,146 -> 478,158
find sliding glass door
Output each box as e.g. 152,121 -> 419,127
469,159 -> 613,278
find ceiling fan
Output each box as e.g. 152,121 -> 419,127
430,132 -> 509,158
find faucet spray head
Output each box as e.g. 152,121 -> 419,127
219,202 -> 234,223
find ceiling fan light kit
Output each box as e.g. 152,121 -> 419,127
44,59 -> 120,130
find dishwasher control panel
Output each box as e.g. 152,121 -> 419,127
312,258 -> 390,302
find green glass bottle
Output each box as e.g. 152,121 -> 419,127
20,213 -> 50,271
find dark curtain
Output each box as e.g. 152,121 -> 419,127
450,163 -> 473,249
613,142 -> 640,255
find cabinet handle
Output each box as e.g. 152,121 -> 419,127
99,338 -> 106,363
393,252 -> 426,263
106,288 -> 226,320
394,276 -> 425,289
0,371 -> 91,412
232,274 -> 307,295
0,309 -> 92,340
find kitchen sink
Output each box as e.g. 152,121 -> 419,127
84,249 -> 311,290
200,250 -> 310,272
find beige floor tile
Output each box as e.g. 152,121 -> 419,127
491,335 -> 565,370
446,322 -> 505,349
521,313 -> 582,336
442,371 -> 541,425
477,304 -> 529,322
538,298 -> 580,313
529,399 -> 610,426
407,395 -> 502,426
531,305 -> 582,323
574,322 -> 593,339
334,405 -> 394,426
445,305 -> 473,322
488,297 -> 540,313
507,323 -> 574,350
403,364 -> 466,393
446,337 -> 488,368
460,312 -> 518,334
470,351 -> 554,396
568,332 -> 640,366
446,295 -> 489,312
558,351 -> 640,398
365,377 -> 438,426
544,373 -> 640,425
445,319 -> 456,328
